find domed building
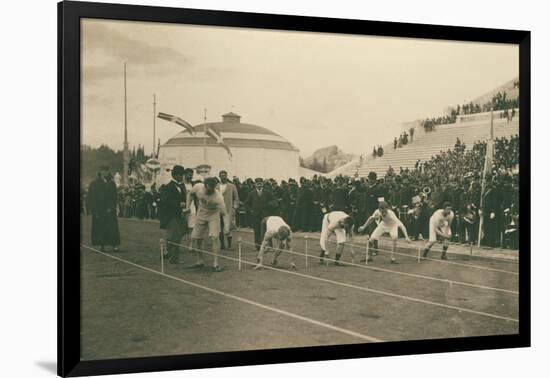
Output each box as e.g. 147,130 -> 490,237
158,112 -> 300,182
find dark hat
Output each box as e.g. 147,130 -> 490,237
368,171 -> 377,180
183,168 -> 194,175
255,178 -> 264,183
171,165 -> 185,175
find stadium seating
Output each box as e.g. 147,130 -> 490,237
334,116 -> 519,178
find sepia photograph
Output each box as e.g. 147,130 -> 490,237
77,13 -> 522,365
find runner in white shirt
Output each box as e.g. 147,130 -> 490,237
188,177 -> 227,272
320,211 -> 355,266
253,216 -> 295,270
358,201 -> 411,264
422,202 -> 454,260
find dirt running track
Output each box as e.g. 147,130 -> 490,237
80,216 -> 519,360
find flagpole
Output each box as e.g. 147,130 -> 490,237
203,108 -> 207,163
122,62 -> 129,186
477,106 -> 494,247
153,94 -> 156,158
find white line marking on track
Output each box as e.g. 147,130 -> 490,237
169,241 -> 519,323
81,244 -> 383,343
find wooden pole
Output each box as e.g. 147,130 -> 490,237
238,236 -> 242,271
203,108 -> 207,163
153,94 -> 156,158
305,235 -> 308,268
365,237 -> 369,266
159,238 -> 165,274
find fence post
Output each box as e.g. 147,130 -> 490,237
238,236 -> 242,271
159,238 -> 165,274
365,237 -> 369,266
305,235 -> 308,268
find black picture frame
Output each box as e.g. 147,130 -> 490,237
58,1 -> 531,376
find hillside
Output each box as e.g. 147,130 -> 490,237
302,145 -> 355,173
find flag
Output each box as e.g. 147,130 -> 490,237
157,112 -> 196,135
205,127 -> 233,160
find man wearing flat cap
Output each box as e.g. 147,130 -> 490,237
159,165 -> 189,264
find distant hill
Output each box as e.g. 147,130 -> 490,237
302,145 -> 355,173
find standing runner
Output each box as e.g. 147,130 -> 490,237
358,201 -> 411,264
422,202 -> 454,260
319,211 -> 355,266
253,216 -> 295,270
189,177 -> 227,271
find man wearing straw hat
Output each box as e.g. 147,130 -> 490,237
422,202 -> 454,260
253,215 -> 295,270
319,210 -> 355,266
358,201 -> 411,264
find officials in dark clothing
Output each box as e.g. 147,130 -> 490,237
159,165 -> 188,264
245,178 -> 276,249
87,166 -> 120,252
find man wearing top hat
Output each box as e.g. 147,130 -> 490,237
159,165 -> 189,264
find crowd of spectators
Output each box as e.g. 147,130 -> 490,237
81,135 -> 520,249
372,145 -> 384,158
393,130 -> 412,149
421,91 -> 519,133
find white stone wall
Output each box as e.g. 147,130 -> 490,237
158,145 -> 300,184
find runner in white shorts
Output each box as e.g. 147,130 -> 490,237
358,201 -> 410,264
253,216 -> 295,270
320,211 -> 354,266
422,202 -> 454,260
189,177 -> 227,271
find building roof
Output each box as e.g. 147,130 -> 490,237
162,115 -> 299,152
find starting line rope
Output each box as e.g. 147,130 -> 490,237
239,240 -> 518,295
343,241 -> 519,275
309,232 -> 519,265
167,241 -> 519,323
284,231 -> 519,275
81,243 -> 382,343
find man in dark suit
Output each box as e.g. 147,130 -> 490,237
159,165 -> 188,264
245,178 -> 276,250
87,166 -> 120,252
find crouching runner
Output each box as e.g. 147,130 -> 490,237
358,201 -> 411,264
320,211 -> 355,266
253,216 -> 295,270
423,202 -> 454,260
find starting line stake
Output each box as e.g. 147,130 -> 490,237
365,239 -> 369,266
238,237 -> 242,271
159,238 -> 165,274
417,245 -> 421,263
305,235 -> 309,268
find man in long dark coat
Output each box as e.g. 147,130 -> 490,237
87,166 -> 120,252
159,165 -> 188,264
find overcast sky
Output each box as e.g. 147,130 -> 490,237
81,19 -> 518,157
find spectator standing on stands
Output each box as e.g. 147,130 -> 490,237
409,127 -> 415,143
